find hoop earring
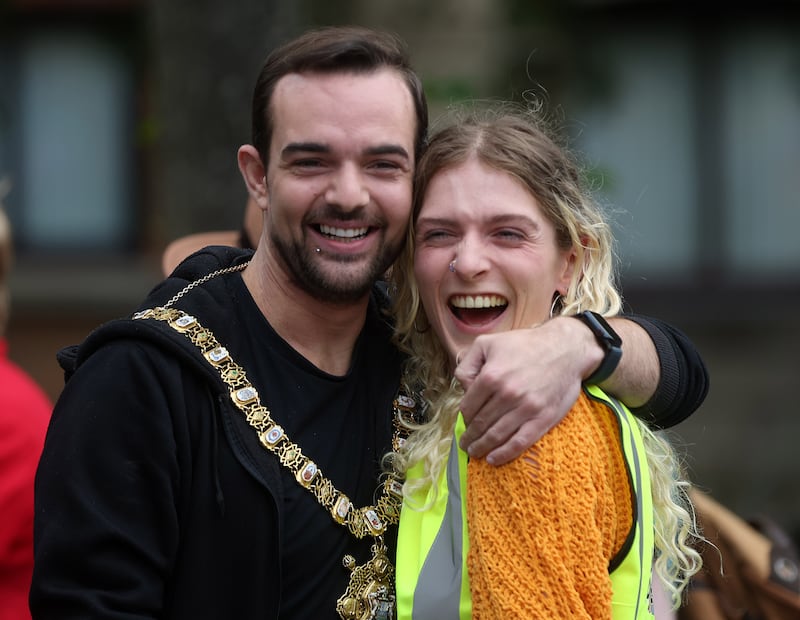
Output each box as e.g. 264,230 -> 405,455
550,293 -> 563,319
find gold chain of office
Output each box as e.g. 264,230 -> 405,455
133,262 -> 421,620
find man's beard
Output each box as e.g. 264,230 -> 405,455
270,229 -> 400,304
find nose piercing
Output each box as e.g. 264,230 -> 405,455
449,259 -> 456,273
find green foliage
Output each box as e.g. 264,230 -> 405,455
422,78 -> 476,106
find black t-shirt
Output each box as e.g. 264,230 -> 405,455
227,275 -> 402,618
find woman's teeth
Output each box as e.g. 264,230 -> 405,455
449,294 -> 508,309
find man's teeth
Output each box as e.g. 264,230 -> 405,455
450,295 -> 508,309
319,224 -> 368,239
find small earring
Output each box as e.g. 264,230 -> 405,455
550,293 -> 563,319
449,259 -> 457,273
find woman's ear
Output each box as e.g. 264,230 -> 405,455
557,245 -> 579,295
237,145 -> 269,210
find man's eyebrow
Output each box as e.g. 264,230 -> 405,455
281,142 -> 410,159
281,142 -> 329,157
364,144 -> 410,160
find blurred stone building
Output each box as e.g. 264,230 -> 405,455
1,0 -> 799,536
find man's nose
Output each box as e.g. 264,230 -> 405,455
324,163 -> 369,209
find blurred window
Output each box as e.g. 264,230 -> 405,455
565,21 -> 800,284
0,16 -> 140,255
721,29 -> 800,277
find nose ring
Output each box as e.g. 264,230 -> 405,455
449,259 -> 457,273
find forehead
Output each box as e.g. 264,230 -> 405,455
270,69 -> 417,156
421,158 -> 541,218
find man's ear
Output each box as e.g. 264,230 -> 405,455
237,145 -> 268,209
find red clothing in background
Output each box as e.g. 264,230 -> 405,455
0,339 -> 51,620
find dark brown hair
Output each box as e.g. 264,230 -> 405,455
251,25 -> 428,167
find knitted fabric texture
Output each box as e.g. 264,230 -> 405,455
467,392 -> 634,619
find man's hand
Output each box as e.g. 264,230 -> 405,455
455,317 -> 602,465
456,316 -> 661,465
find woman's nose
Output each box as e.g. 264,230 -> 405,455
451,237 -> 490,278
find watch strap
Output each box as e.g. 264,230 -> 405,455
573,311 -> 622,385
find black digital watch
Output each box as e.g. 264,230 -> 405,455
573,311 -> 623,385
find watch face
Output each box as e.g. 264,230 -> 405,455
576,311 -> 623,384
581,311 -> 622,347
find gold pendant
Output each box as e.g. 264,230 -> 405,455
336,539 -> 396,620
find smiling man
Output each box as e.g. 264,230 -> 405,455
238,69 -> 414,317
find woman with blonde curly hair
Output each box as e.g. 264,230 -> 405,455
389,105 -> 702,619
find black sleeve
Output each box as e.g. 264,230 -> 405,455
32,341 -> 187,619
624,314 -> 709,429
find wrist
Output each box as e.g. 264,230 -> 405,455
572,311 -> 623,384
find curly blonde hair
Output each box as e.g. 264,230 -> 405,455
388,103 -> 702,608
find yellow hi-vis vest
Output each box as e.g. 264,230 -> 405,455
396,385 -> 655,620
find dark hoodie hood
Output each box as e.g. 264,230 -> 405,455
57,245 -> 255,384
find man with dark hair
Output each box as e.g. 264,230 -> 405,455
32,26 -> 707,619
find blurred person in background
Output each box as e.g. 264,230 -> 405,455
31,26 -> 707,619
161,196 -> 262,276
0,199 -> 52,620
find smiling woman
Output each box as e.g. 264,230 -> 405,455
412,155 -> 575,354
388,105 -> 703,620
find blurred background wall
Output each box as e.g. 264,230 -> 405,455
1,0 -> 798,537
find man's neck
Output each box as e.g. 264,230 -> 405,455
241,250 -> 370,376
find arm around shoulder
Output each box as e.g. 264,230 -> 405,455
605,314 -> 709,428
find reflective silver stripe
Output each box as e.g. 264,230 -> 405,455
412,438 -> 464,619
607,395 -> 650,619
